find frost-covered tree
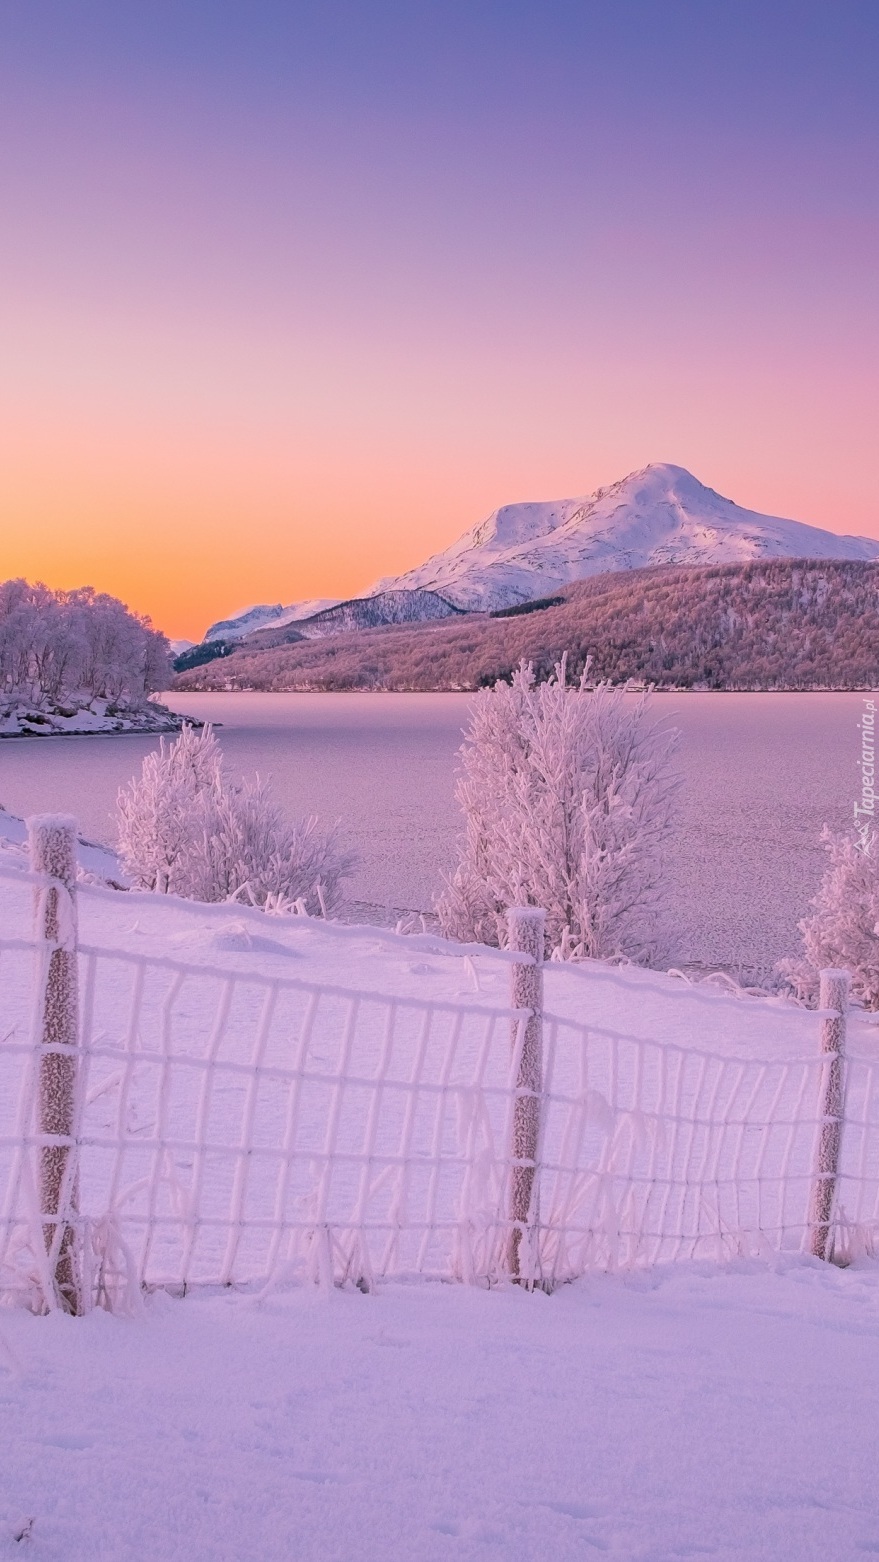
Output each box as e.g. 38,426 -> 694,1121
779,826 -> 879,1008
0,578 -> 171,705
436,659 -> 679,961
117,724 -> 355,913
116,724 -> 221,895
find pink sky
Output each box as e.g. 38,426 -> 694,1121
1,6 -> 877,639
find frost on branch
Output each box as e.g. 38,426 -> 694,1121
779,826 -> 879,1008
117,724 -> 356,914
436,659 -> 680,962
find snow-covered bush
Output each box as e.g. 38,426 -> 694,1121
117,725 -> 355,914
0,578 -> 171,705
436,659 -> 679,961
779,826 -> 879,1008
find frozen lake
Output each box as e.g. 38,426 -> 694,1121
0,690 -> 865,983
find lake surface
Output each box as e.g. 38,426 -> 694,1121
0,691 -> 865,984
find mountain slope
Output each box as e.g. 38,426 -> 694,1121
370,463 -> 879,610
204,598 -> 341,643
174,558 -> 879,694
279,588 -> 461,640
202,590 -> 462,658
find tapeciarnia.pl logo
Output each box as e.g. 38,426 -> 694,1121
855,697 -> 877,851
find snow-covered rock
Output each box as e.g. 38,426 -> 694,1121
0,696 -> 186,739
370,462 -> 879,610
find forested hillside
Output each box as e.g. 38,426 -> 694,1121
173,559 -> 879,693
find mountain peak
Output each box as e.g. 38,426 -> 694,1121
205,463 -> 879,640
369,464 -> 879,611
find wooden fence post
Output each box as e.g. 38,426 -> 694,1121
28,815 -> 82,1314
506,906 -> 545,1282
809,967 -> 850,1263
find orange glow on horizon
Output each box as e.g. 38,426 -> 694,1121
2,16 -> 877,642
4,384 -> 878,641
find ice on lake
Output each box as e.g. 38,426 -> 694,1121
0,690 -> 865,984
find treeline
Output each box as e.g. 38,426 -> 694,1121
173,559 -> 879,694
0,579 -> 172,706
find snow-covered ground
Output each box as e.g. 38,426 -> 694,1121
2,1262 -> 879,1561
0,808 -> 123,882
0,828 -> 862,1057
3,830 -> 879,1557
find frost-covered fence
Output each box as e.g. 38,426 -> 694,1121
0,856 -> 536,1307
809,969 -> 850,1261
532,1006 -> 865,1279
506,906 -> 545,1280
28,817 -> 82,1314
0,851 -> 870,1312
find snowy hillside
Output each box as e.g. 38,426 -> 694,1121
5,1264 -> 879,1562
245,588 -> 462,646
196,590 -> 461,659
204,598 -> 341,643
370,463 -> 879,610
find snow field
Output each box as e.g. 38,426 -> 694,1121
2,1263 -> 879,1561
3,850 -> 879,1558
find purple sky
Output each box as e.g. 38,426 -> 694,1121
1,2 -> 877,636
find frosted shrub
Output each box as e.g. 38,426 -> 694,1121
436,659 -> 679,961
117,724 -> 355,914
779,826 -> 879,1008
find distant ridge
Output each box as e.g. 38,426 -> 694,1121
174,558 -> 879,694
177,589 -> 461,672
245,588 -> 462,647
369,463 -> 879,610
204,598 -> 341,643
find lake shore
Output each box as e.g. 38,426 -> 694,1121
0,689 -> 862,985
0,695 -> 187,739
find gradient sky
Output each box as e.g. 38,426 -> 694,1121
1,2 -> 877,639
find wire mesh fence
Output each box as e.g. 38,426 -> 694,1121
0,842 -> 870,1312
0,931 -> 537,1303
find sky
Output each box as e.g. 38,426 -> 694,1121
1,2 -> 877,641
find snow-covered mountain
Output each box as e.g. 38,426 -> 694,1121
369,464 -> 879,611
202,464 -> 879,635
204,598 -> 341,643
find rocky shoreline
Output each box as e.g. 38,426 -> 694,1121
0,696 -> 191,738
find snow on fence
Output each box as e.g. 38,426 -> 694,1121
0,822 -> 871,1314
